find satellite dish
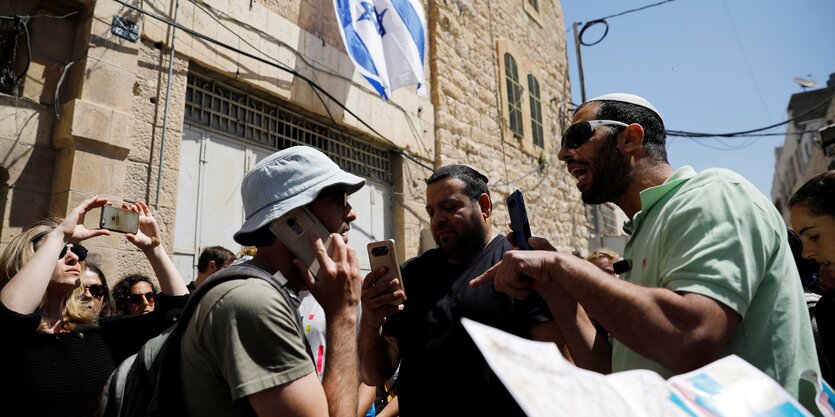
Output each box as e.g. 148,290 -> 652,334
794,77 -> 820,89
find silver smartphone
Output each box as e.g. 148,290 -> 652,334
270,206 -> 333,280
99,205 -> 139,234
367,239 -> 406,304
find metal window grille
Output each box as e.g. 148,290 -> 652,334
527,74 -> 544,147
185,72 -> 392,183
504,53 -> 524,137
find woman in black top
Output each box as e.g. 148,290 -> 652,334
0,196 -> 189,417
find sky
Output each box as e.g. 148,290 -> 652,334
560,0 -> 835,197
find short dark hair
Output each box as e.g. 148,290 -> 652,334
591,100 -> 668,162
425,165 -> 490,201
789,170 -> 835,218
112,274 -> 158,314
197,246 -> 235,272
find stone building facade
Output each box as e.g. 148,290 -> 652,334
771,73 -> 835,223
0,0 -> 587,284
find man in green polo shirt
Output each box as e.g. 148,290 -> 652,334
471,93 -> 819,406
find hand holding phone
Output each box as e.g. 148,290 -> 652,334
270,206 -> 334,280
367,240 -> 406,304
99,205 -> 140,234
507,189 -> 532,250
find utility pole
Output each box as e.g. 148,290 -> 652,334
573,21 -> 600,250
572,22 -> 587,103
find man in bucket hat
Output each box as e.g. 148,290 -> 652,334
180,146 -> 365,417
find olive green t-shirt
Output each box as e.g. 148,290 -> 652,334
613,166 -> 819,401
180,278 -> 314,417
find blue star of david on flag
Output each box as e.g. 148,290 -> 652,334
333,0 -> 426,100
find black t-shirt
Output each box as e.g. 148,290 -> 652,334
813,290 -> 835,384
0,294 -> 186,417
384,235 -> 552,417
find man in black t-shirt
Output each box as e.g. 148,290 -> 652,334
358,165 -> 564,417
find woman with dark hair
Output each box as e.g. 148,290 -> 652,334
112,274 -> 159,316
0,197 -> 189,417
790,170 -> 835,384
82,262 -> 116,317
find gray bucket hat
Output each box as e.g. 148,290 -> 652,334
233,146 -> 365,245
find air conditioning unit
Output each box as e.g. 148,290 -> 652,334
817,123 -> 835,156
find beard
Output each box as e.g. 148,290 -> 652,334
581,134 -> 633,204
434,205 -> 488,261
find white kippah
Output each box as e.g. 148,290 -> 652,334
586,93 -> 663,122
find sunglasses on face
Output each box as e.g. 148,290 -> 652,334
85,284 -> 106,298
127,292 -> 156,305
561,120 -> 630,150
59,245 -> 88,262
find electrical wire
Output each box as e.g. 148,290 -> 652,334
112,0 -> 434,172
720,0 -> 771,120
593,0 -> 681,22
666,94 -> 833,138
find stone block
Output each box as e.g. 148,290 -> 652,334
68,150 -> 127,196
236,27 -> 261,82
0,141 -> 56,192
29,12 -> 75,63
0,187 -> 51,247
0,99 -> 53,147
89,17 -> 141,75
142,10 -> 167,45
54,99 -> 111,146
109,109 -> 135,150
81,59 -> 137,113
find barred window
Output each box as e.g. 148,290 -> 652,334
504,53 -> 523,137
185,72 -> 391,183
528,74 -> 543,147
528,0 -> 539,12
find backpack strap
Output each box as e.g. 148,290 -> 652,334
147,262 -> 313,417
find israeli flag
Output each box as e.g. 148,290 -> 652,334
333,0 -> 426,100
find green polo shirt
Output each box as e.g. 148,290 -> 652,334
613,166 -> 819,400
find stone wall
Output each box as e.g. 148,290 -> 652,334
427,0 -> 588,251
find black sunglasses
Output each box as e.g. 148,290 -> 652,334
85,284 -> 106,298
561,120 -> 629,149
127,292 -> 156,305
59,245 -> 88,262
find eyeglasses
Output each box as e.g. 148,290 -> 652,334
561,120 -> 629,150
85,284 -> 106,298
127,292 -> 156,305
318,191 -> 349,209
59,245 -> 88,262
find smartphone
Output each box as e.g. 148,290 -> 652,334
270,206 -> 333,280
367,240 -> 406,304
99,205 -> 139,234
506,189 -> 532,250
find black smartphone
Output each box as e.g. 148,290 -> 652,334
506,189 -> 532,250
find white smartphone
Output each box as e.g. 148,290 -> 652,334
367,239 -> 406,304
270,206 -> 333,280
99,205 -> 139,234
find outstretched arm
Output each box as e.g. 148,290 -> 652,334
357,266 -> 404,386
0,196 -> 110,313
123,201 -> 188,296
471,236 -> 739,375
